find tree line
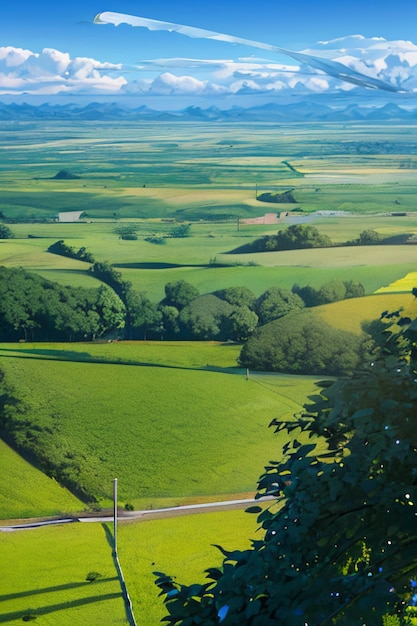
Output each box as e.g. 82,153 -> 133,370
0,266 -> 125,342
230,223 -> 385,254
0,258 -> 369,375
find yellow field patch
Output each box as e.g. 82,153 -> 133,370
317,294 -> 415,334
179,156 -> 289,166
375,271 -> 417,293
117,186 -> 256,205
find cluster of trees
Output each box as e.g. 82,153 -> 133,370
0,260 -> 369,375
47,240 -> 95,263
257,190 -> 297,203
0,267 -> 125,341
0,224 -> 14,239
239,313 -> 369,376
230,224 -> 386,254
156,309 -> 417,625
111,223 -> 191,242
126,279 -> 364,345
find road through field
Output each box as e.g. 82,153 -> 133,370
0,496 -> 272,531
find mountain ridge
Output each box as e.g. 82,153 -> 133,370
0,100 -> 416,122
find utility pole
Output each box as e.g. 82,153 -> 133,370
113,478 -> 118,557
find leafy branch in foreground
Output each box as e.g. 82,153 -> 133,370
155,301 -> 417,625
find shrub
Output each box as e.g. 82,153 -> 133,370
239,313 -> 366,375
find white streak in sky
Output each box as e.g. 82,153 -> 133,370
94,11 -> 402,92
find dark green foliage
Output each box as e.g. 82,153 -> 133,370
0,223 -> 14,239
344,279 -> 366,299
347,229 -> 384,245
127,291 -> 162,340
315,278 -> 347,305
162,280 -> 200,310
0,266 -> 125,341
170,223 -> 191,238
113,224 -> 139,240
215,286 -> 256,310
291,283 -> 321,307
156,310 -> 417,625
292,279 -> 366,307
255,287 -> 304,325
257,190 -> 296,203
229,224 -> 332,254
90,261 -> 129,300
239,313 -> 366,375
159,305 -> 180,339
53,169 -> 81,180
228,307 -> 259,342
48,240 -> 95,263
273,223 -> 332,250
179,294 -> 234,341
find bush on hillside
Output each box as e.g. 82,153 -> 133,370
239,313 -> 367,375
229,223 -> 332,254
255,287 -> 304,325
179,294 -> 234,340
48,240 -> 95,263
0,224 -> 14,239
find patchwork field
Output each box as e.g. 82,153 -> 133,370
2,121 -> 417,220
1,120 -> 417,624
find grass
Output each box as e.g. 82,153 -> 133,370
3,121 -> 417,220
0,508 -> 258,625
2,215 -> 417,302
2,120 -> 417,623
0,522 -> 128,624
316,293 -> 416,333
0,342 -> 320,508
0,439 -> 82,520
118,508 -> 259,625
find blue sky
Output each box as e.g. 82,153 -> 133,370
2,1 -> 417,106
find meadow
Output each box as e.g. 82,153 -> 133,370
0,508 -> 258,625
2,121 -> 417,221
0,341 -> 320,509
1,119 -> 417,624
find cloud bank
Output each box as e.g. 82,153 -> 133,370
0,46 -> 125,95
94,11 -> 403,92
2,29 -> 417,100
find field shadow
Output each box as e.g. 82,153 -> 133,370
102,524 -> 136,626
0,348 -> 92,361
113,262 -> 203,269
0,348 -> 244,375
0,577 -> 119,603
0,591 -> 122,623
112,262 -> 231,269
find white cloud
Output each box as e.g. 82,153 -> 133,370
3,34 -> 417,100
147,72 -> 227,95
0,46 -> 126,95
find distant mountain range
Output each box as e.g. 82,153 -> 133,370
1,100 -> 417,122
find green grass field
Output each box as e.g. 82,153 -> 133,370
1,120 -> 417,623
0,342 -> 320,509
0,522 -> 128,625
2,121 -> 417,220
1,208 -> 417,303
0,439 -> 82,519
0,508 -> 258,625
